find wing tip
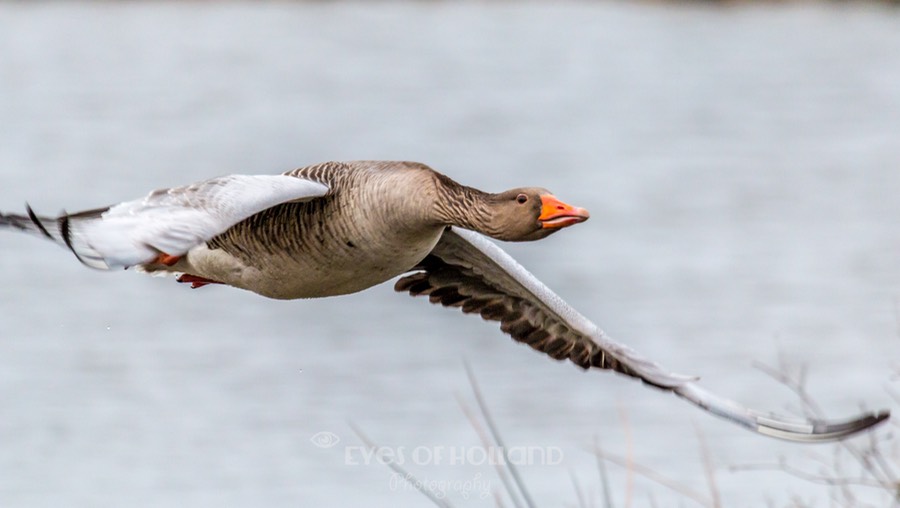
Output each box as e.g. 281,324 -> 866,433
756,409 -> 890,443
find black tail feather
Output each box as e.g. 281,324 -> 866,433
1,205 -> 63,245
2,204 -> 114,270
1,209 -> 39,234
25,203 -> 55,240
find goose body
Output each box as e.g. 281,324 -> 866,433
0,160 -> 888,442
163,162 -> 450,299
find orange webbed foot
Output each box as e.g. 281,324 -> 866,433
176,274 -> 222,289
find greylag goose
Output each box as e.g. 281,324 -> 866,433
0,160 -> 888,442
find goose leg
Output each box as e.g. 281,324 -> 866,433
154,253 -> 181,266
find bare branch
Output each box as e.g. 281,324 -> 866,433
754,359 -> 896,488
570,469 -> 588,508
593,435 -> 615,508
616,403 -> 635,508
590,446 -> 713,507
348,422 -> 455,508
694,426 -> 721,508
464,362 -> 537,508
455,393 -> 525,508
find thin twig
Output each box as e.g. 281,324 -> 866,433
617,403 -> 634,508
464,362 -> 537,508
493,489 -> 508,508
591,446 -> 712,507
593,435 -> 615,508
570,469 -> 588,508
884,384 -> 900,407
868,424 -> 899,482
832,445 -> 853,505
754,359 -> 895,488
348,421 -> 455,508
753,359 -> 823,418
455,393 -> 525,508
694,425 -> 721,508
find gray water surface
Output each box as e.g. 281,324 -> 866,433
1,2 -> 899,507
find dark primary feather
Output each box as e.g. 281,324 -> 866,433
395,252 -> 662,387
395,228 -> 689,390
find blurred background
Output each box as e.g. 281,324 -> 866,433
1,1 -> 899,506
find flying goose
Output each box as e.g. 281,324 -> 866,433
0,160 -> 888,442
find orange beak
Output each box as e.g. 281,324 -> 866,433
538,194 -> 590,229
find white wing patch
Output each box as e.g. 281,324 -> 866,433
63,175 -> 329,269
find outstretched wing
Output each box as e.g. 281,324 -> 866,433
9,174 -> 329,270
395,228 -> 889,442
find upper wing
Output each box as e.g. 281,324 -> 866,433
22,174 -> 329,269
395,228 -> 889,442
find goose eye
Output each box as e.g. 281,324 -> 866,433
516,194 -> 528,204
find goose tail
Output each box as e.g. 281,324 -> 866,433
1,204 -> 111,269
0,205 -> 62,243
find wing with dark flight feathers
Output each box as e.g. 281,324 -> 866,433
395,227 -> 889,443
0,174 -> 329,270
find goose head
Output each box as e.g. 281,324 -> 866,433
485,188 -> 590,242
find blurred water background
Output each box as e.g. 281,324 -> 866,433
1,2 -> 899,506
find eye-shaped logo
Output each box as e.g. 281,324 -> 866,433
310,431 -> 341,449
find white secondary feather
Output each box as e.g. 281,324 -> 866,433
69,174 -> 329,269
